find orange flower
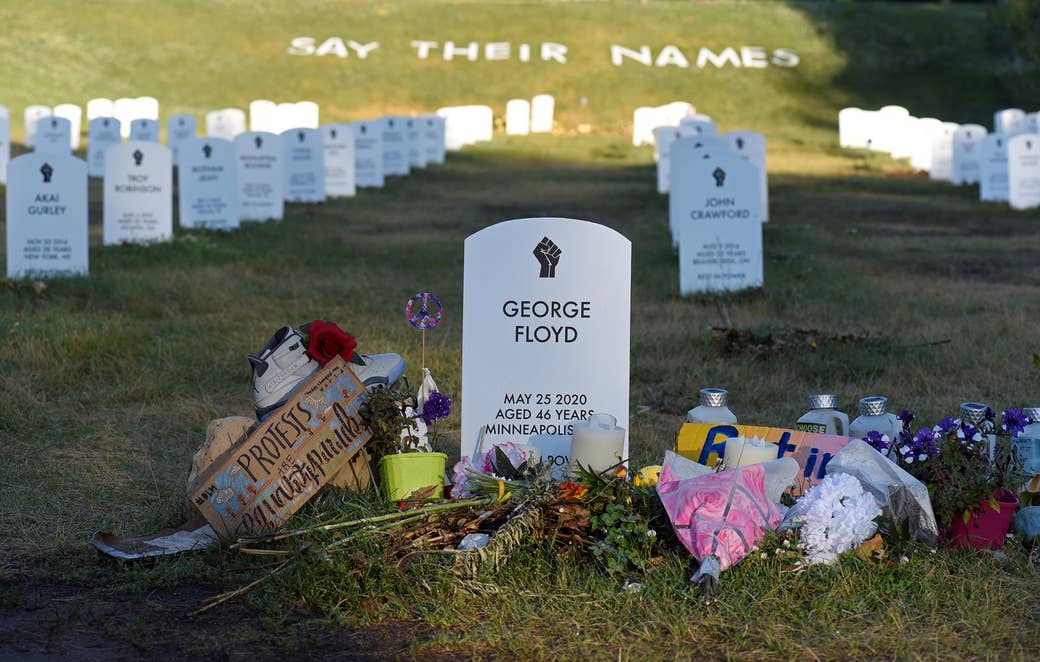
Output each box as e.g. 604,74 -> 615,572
559,481 -> 588,500
615,465 -> 628,481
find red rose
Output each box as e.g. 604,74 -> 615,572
305,320 -> 358,366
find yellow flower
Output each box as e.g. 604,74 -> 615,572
633,465 -> 662,488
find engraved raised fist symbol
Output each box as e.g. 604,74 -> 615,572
330,128 -> 337,139
712,167 -> 726,187
132,149 -> 143,166
736,137 -> 745,150
254,135 -> 263,149
297,131 -> 305,143
533,236 -> 561,278
202,144 -> 212,159
40,163 -> 53,183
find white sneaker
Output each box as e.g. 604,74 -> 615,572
248,326 -> 320,419
350,352 -> 406,390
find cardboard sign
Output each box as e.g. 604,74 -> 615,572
653,125 -> 683,194
283,128 -> 326,202
87,117 -> 121,178
34,116 -> 72,155
530,95 -> 554,133
177,137 -> 239,230
951,124 -> 986,185
979,133 -> 1010,203
724,130 -> 769,221
129,118 -> 159,143
53,104 -> 82,150
460,217 -> 632,468
506,99 -> 531,135
323,124 -> 356,198
1008,133 -> 1040,210
167,114 -> 197,166
103,141 -> 172,245
190,357 -> 371,537
380,116 -> 411,176
421,114 -> 446,165
352,120 -> 384,187
929,122 -> 959,181
5,152 -> 88,278
675,423 -> 853,492
24,105 -> 51,147
234,131 -> 284,221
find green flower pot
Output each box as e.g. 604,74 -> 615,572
378,452 -> 447,501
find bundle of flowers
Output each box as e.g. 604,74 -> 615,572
790,473 -> 882,565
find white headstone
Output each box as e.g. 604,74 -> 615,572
421,115 -> 446,165
1027,113 -> 1040,134
839,108 -> 864,148
177,138 -> 239,230
474,105 -> 494,142
506,99 -> 531,136
460,217 -> 631,467
53,104 -> 82,150
295,101 -> 320,129
724,130 -> 769,221
282,128 -> 325,202
908,117 -> 943,172
34,117 -> 72,155
103,141 -> 173,245
249,99 -> 277,133
951,124 -> 987,185
668,135 -> 734,243
380,116 -> 410,176
113,98 -> 137,138
530,95 -> 555,133
437,107 -> 467,151
655,101 -> 696,131
206,109 -> 247,140
351,120 -> 384,188
888,114 -> 918,160
274,102 -> 297,134
166,114 -> 197,166
929,122 -> 960,182
322,124 -> 356,198
874,106 -> 910,153
1008,133 -> 1040,210
678,114 -> 718,137
653,125 -> 683,194
24,106 -> 52,147
671,147 -> 764,293
129,118 -> 160,143
86,117 -> 122,178
86,98 -> 114,121
0,113 -> 8,185
979,133 -> 1010,203
135,97 -> 160,121
994,108 -> 1026,135
406,117 -> 426,168
234,131 -> 284,222
5,152 -> 88,278
632,106 -> 654,146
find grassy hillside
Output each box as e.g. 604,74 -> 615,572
0,0 -> 1032,143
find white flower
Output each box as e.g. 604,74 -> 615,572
904,457 -> 914,464
796,473 -> 882,565
881,434 -> 890,442
760,552 -> 768,559
899,445 -> 910,455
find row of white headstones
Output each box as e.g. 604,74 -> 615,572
633,103 -> 770,295
839,105 -> 1040,209
2,103 -> 502,279
504,95 -> 555,136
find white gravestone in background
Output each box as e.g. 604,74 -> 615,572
103,141 -> 173,245
437,107 -> 466,151
1008,134 -> 1040,210
53,104 -> 82,150
460,217 -> 631,468
86,117 -> 122,178
274,103 -> 297,134
206,109 -> 247,140
129,118 -> 160,143
672,148 -> 764,293
530,95 -> 554,133
282,128 -> 325,203
994,108 -> 1026,135
135,97 -> 159,121
34,117 -> 72,155
632,106 -> 654,147
177,138 -> 239,230
323,124 -> 356,198
506,99 -> 531,136
0,112 -> 9,185
24,106 -> 52,147
380,116 -> 410,176
929,123 -> 960,182
86,98 -> 114,121
668,135 -> 734,244
249,100 -> 276,133
351,121 -> 384,188
1027,113 -> 1040,134
167,114 -> 197,166
725,130 -> 769,221
406,117 -> 426,168
113,98 -> 136,138
6,152 -> 88,278
839,108 -> 865,149
654,125 -> 683,194
422,115 -> 446,165
295,101 -> 320,129
656,101 -> 696,132
979,134 -> 1010,203
679,115 -> 718,138
888,113 -> 918,160
909,118 -> 943,172
874,106 -> 910,154
234,131 -> 284,222
951,124 -> 987,185
474,106 -> 494,142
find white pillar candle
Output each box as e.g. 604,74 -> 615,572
569,412 -> 626,474
723,435 -> 779,469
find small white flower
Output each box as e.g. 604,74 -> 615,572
905,457 -> 914,464
782,539 -> 791,547
760,552 -> 768,559
899,445 -> 910,454
646,529 -> 657,539
900,555 -> 910,564
881,434 -> 891,442
918,453 -> 927,462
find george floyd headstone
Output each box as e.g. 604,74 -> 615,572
506,99 -> 532,136
86,117 -> 122,178
24,106 -> 52,147
909,117 -> 943,172
282,128 -> 326,202
206,109 -> 247,140
177,137 -> 239,230
460,217 -> 631,467
406,117 -> 426,168
929,122 -> 960,182
994,108 -> 1026,135
53,104 -> 82,150
234,131 -> 284,222
5,152 -> 88,278
167,114 -> 197,166
951,124 -> 987,186
0,111 -> 9,185
1008,133 -> 1040,210
725,130 -> 769,222
653,125 -> 683,194
103,141 -> 173,245
351,120 -> 384,188
129,118 -> 160,143
422,114 -> 446,165
34,117 -> 72,155
323,124 -> 356,198
249,99 -> 277,133
979,133 -> 1010,203
678,115 -> 718,138
112,98 -> 137,138
86,98 -> 114,121
672,146 -> 764,293
668,135 -> 734,244
380,116 -> 410,176
530,95 -> 554,133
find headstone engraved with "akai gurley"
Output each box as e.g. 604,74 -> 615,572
103,141 -> 172,245
283,127 -> 326,202
460,217 -> 632,469
190,356 -> 372,537
178,137 -> 239,230
234,131 -> 284,221
6,152 -> 88,278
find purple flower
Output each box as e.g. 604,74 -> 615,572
1001,407 -> 1029,437
863,430 -> 890,454
985,406 -> 996,422
898,410 -> 915,429
933,418 -> 957,436
450,456 -> 476,499
421,391 -> 452,423
896,427 -> 938,465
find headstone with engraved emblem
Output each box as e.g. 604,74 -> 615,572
129,118 -> 160,143
351,120 -> 384,188
1008,133 -> 1040,210
234,131 -> 284,222
24,105 -> 52,147
323,124 -> 356,198
87,117 -> 122,178
380,116 -> 410,176
282,127 -> 325,202
167,114 -> 197,166
979,133 -> 1010,203
34,116 -> 72,155
103,141 -> 172,244
177,137 -> 239,230
951,124 -> 987,185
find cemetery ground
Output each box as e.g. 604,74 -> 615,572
2,135 -> 1040,659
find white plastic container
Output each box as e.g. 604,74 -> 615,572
960,401 -> 996,460
849,396 -> 900,442
687,388 -> 738,424
796,394 -> 850,436
1015,407 -> 1040,477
